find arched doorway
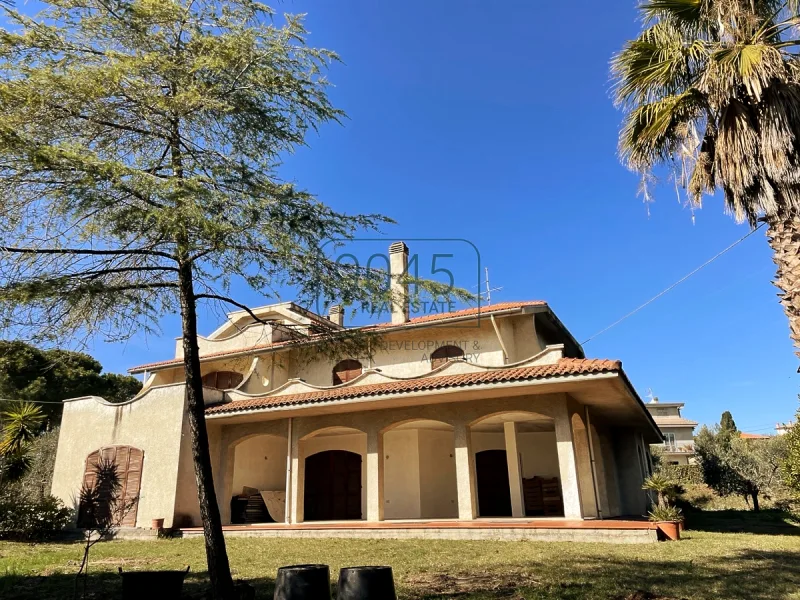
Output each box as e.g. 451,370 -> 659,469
77,446 -> 143,528
304,450 -> 362,521
475,449 -> 512,517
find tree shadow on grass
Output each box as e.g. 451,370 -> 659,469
0,571 -> 284,600
684,509 -> 800,536
404,548 -> 800,600
1,546 -> 799,600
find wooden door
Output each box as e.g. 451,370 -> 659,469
78,446 -> 143,528
475,449 -> 512,517
304,450 -> 362,521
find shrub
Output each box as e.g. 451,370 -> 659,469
662,464 -> 703,485
648,504 -> 683,523
0,491 -> 73,540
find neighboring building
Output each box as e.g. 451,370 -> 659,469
51,242 -> 662,539
645,399 -> 697,465
739,432 -> 771,440
776,422 -> 795,436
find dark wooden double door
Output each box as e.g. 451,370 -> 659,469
475,449 -> 513,517
304,450 -> 362,521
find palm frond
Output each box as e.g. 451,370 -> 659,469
619,89 -> 706,170
613,20 -> 708,106
640,0 -> 706,26
0,401 -> 44,456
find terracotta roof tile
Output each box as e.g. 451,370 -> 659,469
130,301 -> 547,373
205,357 -> 621,415
739,432 -> 771,439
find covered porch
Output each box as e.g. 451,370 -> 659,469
178,377 -> 659,531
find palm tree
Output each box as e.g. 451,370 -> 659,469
613,0 -> 800,360
0,401 -> 44,456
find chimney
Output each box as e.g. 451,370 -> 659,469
389,241 -> 409,325
328,304 -> 344,327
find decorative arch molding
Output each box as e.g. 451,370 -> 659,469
223,345 -> 566,404
299,425 -> 367,442
468,409 -> 555,428
380,417 -> 455,435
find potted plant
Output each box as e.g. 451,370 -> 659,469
642,474 -> 683,541
647,504 -> 683,541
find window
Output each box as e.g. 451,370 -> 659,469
78,446 -> 143,528
430,345 -> 465,370
663,432 -> 676,444
332,359 -> 363,385
202,371 -> 243,390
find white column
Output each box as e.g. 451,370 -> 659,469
284,418 -> 293,524
454,422 -> 477,520
553,400 -> 583,519
504,421 -> 526,518
366,429 -> 384,522
289,428 -> 304,523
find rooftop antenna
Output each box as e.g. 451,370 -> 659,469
474,267 -> 503,305
645,388 -> 658,403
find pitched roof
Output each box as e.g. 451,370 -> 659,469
130,301 -> 547,373
739,432 -> 771,439
205,357 -> 621,415
369,301 -> 546,328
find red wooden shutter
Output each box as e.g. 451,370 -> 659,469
202,371 -> 243,389
332,360 -> 362,385
77,446 -> 143,528
430,345 -> 465,370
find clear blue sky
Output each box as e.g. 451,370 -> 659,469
20,1 -> 800,432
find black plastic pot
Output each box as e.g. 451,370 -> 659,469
118,566 -> 189,600
273,564 -> 331,600
336,566 -> 396,600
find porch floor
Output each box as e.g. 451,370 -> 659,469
178,517 -> 660,544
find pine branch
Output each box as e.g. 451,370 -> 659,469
0,247 -> 176,260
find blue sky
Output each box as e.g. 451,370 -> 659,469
16,1 -> 800,432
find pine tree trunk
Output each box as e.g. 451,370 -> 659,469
765,212 -> 800,362
751,491 -> 760,512
177,262 -> 235,600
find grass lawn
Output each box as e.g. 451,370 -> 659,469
1,511 -> 799,599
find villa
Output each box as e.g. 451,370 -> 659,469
51,242 -> 664,542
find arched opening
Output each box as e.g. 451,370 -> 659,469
202,371 -> 243,390
470,411 -> 563,518
304,450 -> 362,521
300,426 -> 367,521
383,420 -> 458,520
229,434 -> 287,524
77,446 -> 143,528
430,345 -> 464,369
332,359 -> 363,385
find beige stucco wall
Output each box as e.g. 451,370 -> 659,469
231,435 -> 287,495
418,429 -> 458,518
383,429 -> 421,519
51,386 -> 187,528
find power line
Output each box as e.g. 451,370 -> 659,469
582,223 -> 766,345
0,398 -> 67,405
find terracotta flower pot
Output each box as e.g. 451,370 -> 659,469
657,520 -> 681,541
151,518 -> 165,530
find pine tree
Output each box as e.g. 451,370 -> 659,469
0,2 -> 463,596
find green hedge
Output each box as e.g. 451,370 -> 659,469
662,463 -> 703,485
